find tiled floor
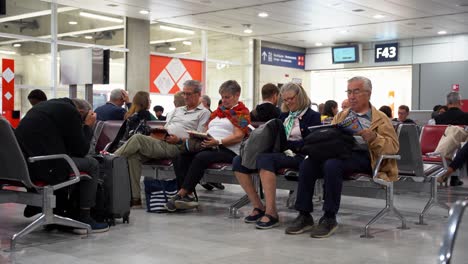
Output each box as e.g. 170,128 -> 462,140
1,184 -> 468,264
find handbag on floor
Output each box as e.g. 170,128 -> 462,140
144,178 -> 178,213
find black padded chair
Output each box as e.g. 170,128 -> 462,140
0,118 -> 91,250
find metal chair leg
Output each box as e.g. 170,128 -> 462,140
361,206 -> 391,238
53,215 -> 91,236
392,207 -> 409,230
10,214 -> 46,251
228,194 -> 250,218
417,178 -> 450,225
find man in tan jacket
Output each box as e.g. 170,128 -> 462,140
285,76 -> 399,238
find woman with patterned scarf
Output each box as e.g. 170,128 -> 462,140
165,80 -> 250,211
232,82 -> 321,229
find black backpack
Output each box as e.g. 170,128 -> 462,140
301,127 -> 356,160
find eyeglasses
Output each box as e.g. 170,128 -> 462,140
182,92 -> 197,97
345,89 -> 368,95
283,94 -> 297,102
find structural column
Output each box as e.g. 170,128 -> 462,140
125,18 -> 150,98
253,39 -> 261,106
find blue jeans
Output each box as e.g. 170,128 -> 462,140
295,151 -> 371,215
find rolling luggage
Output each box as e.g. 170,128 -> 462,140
96,154 -> 131,225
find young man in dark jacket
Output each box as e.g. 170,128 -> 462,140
15,98 -> 109,234
250,83 -> 281,122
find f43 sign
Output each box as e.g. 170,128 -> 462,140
375,43 -> 399,62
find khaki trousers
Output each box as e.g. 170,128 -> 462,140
115,134 -> 181,199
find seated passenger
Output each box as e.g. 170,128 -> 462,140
321,100 -> 338,124
200,94 -> 212,112
165,91 -> 186,121
27,89 -> 47,106
153,105 -> 166,121
115,80 -> 210,207
233,82 -> 321,229
286,76 -> 398,238
392,105 -> 416,124
15,98 -> 109,234
123,91 -> 153,140
379,105 -> 393,118
440,143 -> 468,183
95,88 -> 130,121
341,99 -> 350,110
165,80 -> 250,211
250,83 -> 281,122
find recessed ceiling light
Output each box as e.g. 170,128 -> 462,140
139,10 -> 150,15
13,43 -> 21,47
258,12 -> 268,18
339,29 -> 349,34
169,47 -> 176,51
68,21 -> 78,25
352,9 -> 365,12
438,30 -> 447,35
84,35 -> 93,39
182,41 -> 192,45
315,42 -> 323,46
373,14 -> 385,19
243,24 -> 253,34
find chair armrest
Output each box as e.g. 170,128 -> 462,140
372,154 -> 401,187
439,200 -> 468,264
425,152 -> 449,177
28,154 -> 87,190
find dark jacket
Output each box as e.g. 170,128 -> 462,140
392,118 -> 416,124
435,107 -> 468,125
15,98 -> 93,183
250,103 -> 281,122
279,108 -> 321,152
95,102 -> 126,121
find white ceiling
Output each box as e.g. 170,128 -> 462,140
40,0 -> 468,48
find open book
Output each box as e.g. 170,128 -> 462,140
308,115 -> 363,134
187,130 -> 212,140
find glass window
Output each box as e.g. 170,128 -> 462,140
0,0 -> 51,38
150,22 -> 202,59
58,8 -> 124,47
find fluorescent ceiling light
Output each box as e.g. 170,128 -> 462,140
84,35 -> 93,39
437,30 -> 447,35
244,28 -> 253,34
68,21 -> 78,25
150,37 -> 187,44
159,25 -> 194,35
0,50 -> 16,55
315,42 -> 323,46
139,10 -> 150,15
182,41 -> 192,45
79,12 -> 123,23
373,14 -> 385,19
13,43 -> 22,47
258,12 -> 268,18
169,47 -> 176,51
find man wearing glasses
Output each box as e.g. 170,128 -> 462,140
286,76 -> 399,238
115,80 -> 210,207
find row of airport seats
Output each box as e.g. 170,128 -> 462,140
92,121 -> 454,238
0,120 -> 457,250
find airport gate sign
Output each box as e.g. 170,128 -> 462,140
261,47 -> 305,69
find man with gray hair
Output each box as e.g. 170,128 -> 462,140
286,76 -> 399,238
15,97 -> 109,234
115,80 -> 210,207
435,91 -> 468,125
435,91 -> 468,186
95,88 -> 130,121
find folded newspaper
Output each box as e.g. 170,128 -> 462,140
308,115 -> 363,134
187,130 -> 212,140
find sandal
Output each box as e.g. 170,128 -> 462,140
244,208 -> 265,223
255,214 -> 279,229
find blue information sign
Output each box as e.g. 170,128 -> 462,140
374,42 -> 399,62
261,47 -> 305,69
